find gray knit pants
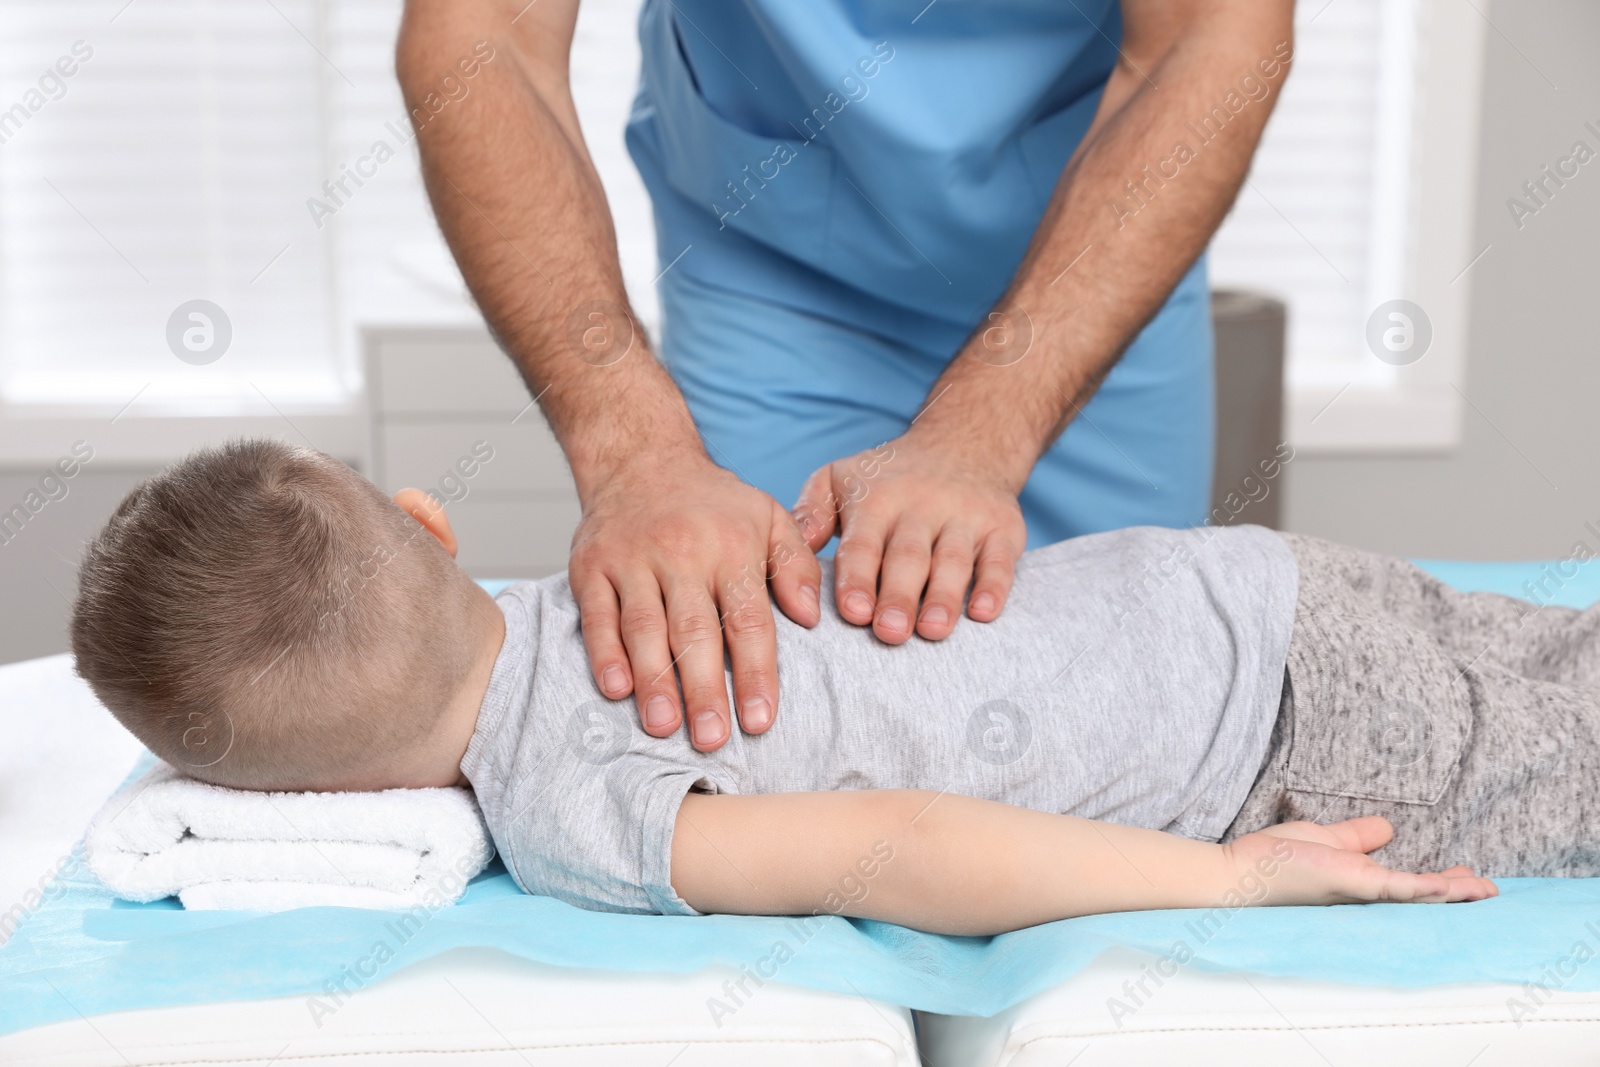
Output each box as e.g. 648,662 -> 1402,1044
1223,531 -> 1600,877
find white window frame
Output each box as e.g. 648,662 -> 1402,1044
1284,0 -> 1488,453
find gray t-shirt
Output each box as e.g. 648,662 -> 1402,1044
460,524 -> 1299,915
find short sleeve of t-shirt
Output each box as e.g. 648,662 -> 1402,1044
460,581 -> 714,916
496,747 -> 708,916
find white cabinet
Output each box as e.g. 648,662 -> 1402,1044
365,328 -> 580,579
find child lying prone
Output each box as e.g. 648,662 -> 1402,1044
77,440 -> 1600,933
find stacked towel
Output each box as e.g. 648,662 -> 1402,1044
85,761 -> 494,911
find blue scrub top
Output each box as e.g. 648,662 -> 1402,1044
626,0 -> 1216,542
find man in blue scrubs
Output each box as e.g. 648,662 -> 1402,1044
399,0 -> 1295,750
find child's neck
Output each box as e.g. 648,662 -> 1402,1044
444,604 -> 507,786
383,597 -> 506,790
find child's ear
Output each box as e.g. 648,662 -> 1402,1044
393,488 -> 459,558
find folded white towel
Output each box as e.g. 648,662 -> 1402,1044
85,761 -> 494,911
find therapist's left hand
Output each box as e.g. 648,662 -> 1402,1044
791,434 -> 1027,644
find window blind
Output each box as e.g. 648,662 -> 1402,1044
1209,0 -> 1421,390
0,0 -> 339,408
0,0 -> 655,410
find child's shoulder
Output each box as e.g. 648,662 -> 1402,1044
490,574 -> 571,612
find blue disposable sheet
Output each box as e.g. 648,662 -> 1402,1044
4,558 -> 1600,1036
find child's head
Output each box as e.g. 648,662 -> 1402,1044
71,439 -> 503,793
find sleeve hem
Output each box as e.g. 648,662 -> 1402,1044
641,772 -> 709,917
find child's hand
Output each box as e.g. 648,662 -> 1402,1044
1222,815 -> 1498,906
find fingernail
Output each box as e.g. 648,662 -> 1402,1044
921,605 -> 949,629
801,584 -> 820,617
692,710 -> 726,746
844,591 -> 872,619
602,665 -> 626,695
645,695 -> 676,729
879,607 -> 908,634
742,696 -> 771,731
971,592 -> 996,617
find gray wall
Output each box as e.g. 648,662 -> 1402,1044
1282,0 -> 1600,559
0,468 -> 158,665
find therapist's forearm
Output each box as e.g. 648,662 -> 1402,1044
907,1 -> 1295,485
399,0 -> 824,750
396,0 -> 703,497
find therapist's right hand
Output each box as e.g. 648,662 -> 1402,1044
567,453 -> 823,752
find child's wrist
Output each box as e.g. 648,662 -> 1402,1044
1215,834 -> 1297,908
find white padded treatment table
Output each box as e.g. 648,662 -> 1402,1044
916,946 -> 1600,1064
6,651 -> 1600,1064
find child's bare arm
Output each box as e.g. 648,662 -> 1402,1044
670,790 -> 1496,935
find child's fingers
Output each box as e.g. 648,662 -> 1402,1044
1254,815 -> 1394,853
1413,874 -> 1496,904
1374,869 -> 1451,903
1336,863 -> 1447,904
1360,866 -> 1496,904
1319,815 -> 1395,854
1442,875 -> 1498,903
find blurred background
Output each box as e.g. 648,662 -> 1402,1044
1,0 -> 1596,665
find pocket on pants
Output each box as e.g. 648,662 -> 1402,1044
1284,610 -> 1473,805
